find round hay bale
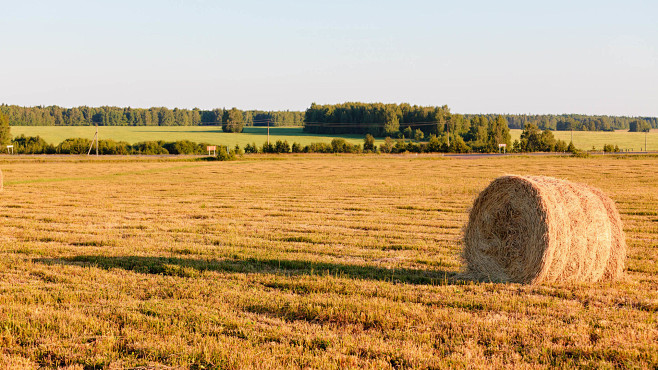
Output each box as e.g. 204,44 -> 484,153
463,175 -> 625,284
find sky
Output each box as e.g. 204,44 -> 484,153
1,0 -> 657,116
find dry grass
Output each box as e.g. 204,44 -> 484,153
0,154 -> 656,368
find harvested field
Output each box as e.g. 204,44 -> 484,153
0,155 -> 656,368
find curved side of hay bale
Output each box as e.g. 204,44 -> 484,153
586,186 -> 627,280
463,175 -> 623,284
0,168 -> 3,191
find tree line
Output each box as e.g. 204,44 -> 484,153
256,120 -> 562,155
0,104 -> 304,127
303,102 -> 452,136
244,123 -> 572,155
303,102 -> 514,152
9,134 -> 236,159
0,128 -> 630,159
467,114 -> 657,131
2,103 -> 654,133
305,103 -> 656,135
302,102 -> 657,152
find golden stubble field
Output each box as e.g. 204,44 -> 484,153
0,154 -> 656,369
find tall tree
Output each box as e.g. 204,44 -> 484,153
384,115 -> 400,137
0,112 -> 11,146
629,120 -> 651,132
363,134 -> 375,152
487,115 -> 511,151
222,108 -> 245,133
463,116 -> 488,151
519,123 -> 541,151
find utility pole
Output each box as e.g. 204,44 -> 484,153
87,125 -> 99,156
446,122 -> 450,147
267,119 -> 270,145
646,131 -> 648,152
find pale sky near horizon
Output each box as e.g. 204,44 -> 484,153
1,0 -> 657,116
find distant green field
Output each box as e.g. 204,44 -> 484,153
509,129 -> 657,151
9,126 -> 657,151
9,126 -> 370,147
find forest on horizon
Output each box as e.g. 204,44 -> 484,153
1,103 -> 656,133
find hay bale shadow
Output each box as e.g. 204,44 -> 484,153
35,255 -> 470,286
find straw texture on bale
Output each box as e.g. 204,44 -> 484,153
463,175 -> 626,284
0,169 -> 3,191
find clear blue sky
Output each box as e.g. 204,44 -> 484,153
1,0 -> 657,116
